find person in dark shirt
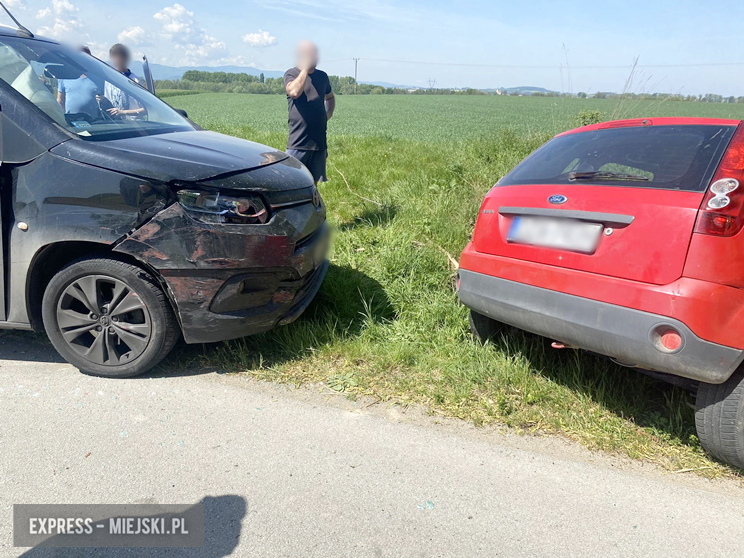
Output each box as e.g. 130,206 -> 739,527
284,41 -> 335,184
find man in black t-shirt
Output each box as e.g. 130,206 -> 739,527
284,41 -> 335,184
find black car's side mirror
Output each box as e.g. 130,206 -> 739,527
174,109 -> 189,119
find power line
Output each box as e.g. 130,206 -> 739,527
322,57 -> 744,70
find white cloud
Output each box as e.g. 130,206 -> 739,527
181,34 -> 228,63
37,18 -> 85,40
51,0 -> 77,14
214,55 -> 253,66
118,26 -> 148,46
5,0 -> 26,9
86,40 -> 109,59
243,30 -> 277,48
153,3 -> 230,64
153,3 -> 198,43
36,0 -> 87,41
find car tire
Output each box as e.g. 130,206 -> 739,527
695,369 -> 744,469
42,257 -> 180,378
469,310 -> 507,343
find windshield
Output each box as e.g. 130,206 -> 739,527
0,36 -> 194,140
499,125 -> 736,192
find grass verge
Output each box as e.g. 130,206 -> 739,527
160,95 -> 740,477
164,95 -> 744,479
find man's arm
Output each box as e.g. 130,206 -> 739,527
108,107 -> 146,117
285,69 -> 309,99
57,91 -> 65,111
325,92 -> 335,121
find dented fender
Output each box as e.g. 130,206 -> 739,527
6,152 -> 175,325
113,201 -> 330,344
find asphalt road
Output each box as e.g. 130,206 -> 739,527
1,332 -> 744,557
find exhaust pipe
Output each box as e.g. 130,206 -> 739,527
551,342 -> 576,350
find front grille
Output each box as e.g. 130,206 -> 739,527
264,187 -> 315,211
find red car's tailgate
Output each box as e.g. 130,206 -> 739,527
472,184 -> 704,285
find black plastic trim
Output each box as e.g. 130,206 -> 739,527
458,269 -> 744,384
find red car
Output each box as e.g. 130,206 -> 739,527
458,117 -> 744,468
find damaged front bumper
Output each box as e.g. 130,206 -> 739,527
160,257 -> 329,344
114,199 -> 330,344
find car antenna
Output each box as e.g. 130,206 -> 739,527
0,2 -> 34,38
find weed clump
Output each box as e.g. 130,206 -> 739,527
576,109 -> 605,127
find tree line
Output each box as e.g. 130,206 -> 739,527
155,71 -> 487,96
155,71 -> 744,102
571,92 -> 744,103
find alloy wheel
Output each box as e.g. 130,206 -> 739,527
55,275 -> 152,366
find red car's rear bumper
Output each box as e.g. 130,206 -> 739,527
458,243 -> 744,384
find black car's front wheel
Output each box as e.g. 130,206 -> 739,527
42,257 -> 179,378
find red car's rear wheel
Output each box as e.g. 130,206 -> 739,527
695,369 -> 744,469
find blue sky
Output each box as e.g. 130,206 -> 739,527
6,0 -> 744,95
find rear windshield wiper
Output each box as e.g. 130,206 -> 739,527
569,171 -> 650,182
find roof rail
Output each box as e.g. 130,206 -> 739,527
0,2 -> 33,38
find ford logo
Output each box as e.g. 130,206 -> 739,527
548,195 -> 568,205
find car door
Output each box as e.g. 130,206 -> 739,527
141,54 -> 155,95
0,65 -> 73,325
0,116 -> 4,322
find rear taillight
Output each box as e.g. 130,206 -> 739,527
695,124 -> 744,236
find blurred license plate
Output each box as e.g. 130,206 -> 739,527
508,217 -> 603,253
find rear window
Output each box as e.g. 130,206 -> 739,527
499,125 -> 736,192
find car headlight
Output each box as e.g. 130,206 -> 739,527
177,190 -> 269,225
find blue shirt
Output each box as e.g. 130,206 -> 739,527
58,75 -> 103,115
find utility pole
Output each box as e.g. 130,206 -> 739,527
428,78 -> 437,90
353,58 -> 360,94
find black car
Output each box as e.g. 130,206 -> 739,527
0,27 -> 329,377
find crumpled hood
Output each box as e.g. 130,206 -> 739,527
50,130 -> 290,183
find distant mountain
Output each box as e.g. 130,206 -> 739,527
497,86 -> 558,95
361,81 -> 421,90
131,62 -> 285,81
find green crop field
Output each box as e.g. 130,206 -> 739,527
171,93 -> 744,141
166,93 -> 744,478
